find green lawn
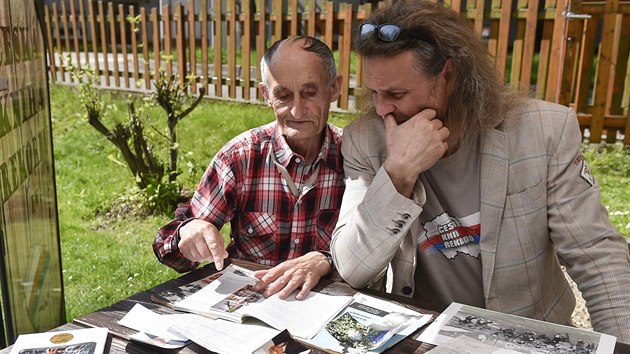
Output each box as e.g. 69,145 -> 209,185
49,83 -> 630,321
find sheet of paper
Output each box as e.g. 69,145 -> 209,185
425,335 -> 521,354
169,314 -> 279,354
302,293 -> 432,353
118,303 -> 190,348
10,327 -> 108,354
418,302 -> 616,354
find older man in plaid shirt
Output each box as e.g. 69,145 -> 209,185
153,36 -> 345,300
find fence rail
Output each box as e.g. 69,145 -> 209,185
41,0 -> 630,144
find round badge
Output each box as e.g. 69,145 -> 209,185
50,332 -> 74,344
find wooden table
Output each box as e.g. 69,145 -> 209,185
2,259 -> 630,353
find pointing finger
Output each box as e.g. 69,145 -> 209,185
204,233 -> 227,270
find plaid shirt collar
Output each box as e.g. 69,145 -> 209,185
271,123 -> 343,173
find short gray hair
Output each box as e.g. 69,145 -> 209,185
260,36 -> 337,87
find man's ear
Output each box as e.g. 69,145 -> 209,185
259,82 -> 271,105
329,75 -> 343,103
440,59 -> 454,90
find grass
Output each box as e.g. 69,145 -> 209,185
49,83 -> 630,322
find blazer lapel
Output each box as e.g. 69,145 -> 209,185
479,128 -> 508,301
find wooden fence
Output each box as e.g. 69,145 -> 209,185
41,0 -> 630,144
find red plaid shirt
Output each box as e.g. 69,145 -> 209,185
153,122 -> 345,272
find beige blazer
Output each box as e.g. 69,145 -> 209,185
331,99 -> 630,342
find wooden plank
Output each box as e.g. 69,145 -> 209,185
175,4 -> 186,86
69,0 -> 81,71
496,0 -> 513,81
88,0 -> 100,78
60,1 -> 70,57
97,1 -> 109,85
338,2 -> 352,110
256,0 -> 265,100
188,0 -> 197,93
535,20 -> 553,99
486,0 -> 500,59
609,14 -> 629,116
324,2 -> 334,49
151,7 -> 160,81
557,13 -> 584,106
355,3 -> 373,89
289,0 -> 299,36
446,0 -> 463,13
520,0 -> 539,89
201,0 -> 209,93
574,13 -> 598,114
213,0 -> 222,97
242,0 -> 252,100
78,0 -> 89,64
44,4 -> 57,82
140,7 -> 150,90
108,2 -> 120,87
227,0 -> 236,97
473,0 -> 485,35
273,0 -> 283,42
119,4 -> 130,88
589,0 -> 619,143
306,0 -> 316,37
544,0 -> 567,102
163,4 -> 173,79
510,13 -> 525,87
130,6 -> 140,88
606,12 -> 625,143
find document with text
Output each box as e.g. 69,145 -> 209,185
172,269 -> 353,339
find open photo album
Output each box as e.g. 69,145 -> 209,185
172,267 -> 353,339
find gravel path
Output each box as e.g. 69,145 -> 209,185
563,266 -> 593,330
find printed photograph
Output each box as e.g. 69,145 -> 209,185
211,284 -> 264,313
325,313 -> 391,352
434,305 -> 606,353
18,342 -> 97,354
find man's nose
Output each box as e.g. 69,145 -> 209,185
374,96 -> 394,117
290,97 -> 306,119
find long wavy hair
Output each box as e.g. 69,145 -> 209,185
354,0 -> 523,141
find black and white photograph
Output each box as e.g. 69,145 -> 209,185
418,303 -> 616,354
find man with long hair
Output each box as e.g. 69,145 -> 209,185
331,0 -> 630,341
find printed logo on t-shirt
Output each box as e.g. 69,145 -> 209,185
418,211 -> 481,259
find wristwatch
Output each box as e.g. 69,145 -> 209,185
318,251 -> 334,278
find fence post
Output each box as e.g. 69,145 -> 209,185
589,0 -> 620,143
338,2 -> 352,110
212,0 -> 222,97
175,3 -> 187,87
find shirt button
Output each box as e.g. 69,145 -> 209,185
247,227 -> 253,234
294,239 -> 300,244
402,213 -> 411,220
295,158 -> 301,164
397,222 -> 404,228
402,286 -> 412,295
392,229 -> 400,235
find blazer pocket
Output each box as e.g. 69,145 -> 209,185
504,180 -> 546,218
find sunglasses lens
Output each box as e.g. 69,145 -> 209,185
359,23 -> 377,38
378,25 -> 401,42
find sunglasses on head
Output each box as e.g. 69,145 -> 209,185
359,23 -> 402,42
